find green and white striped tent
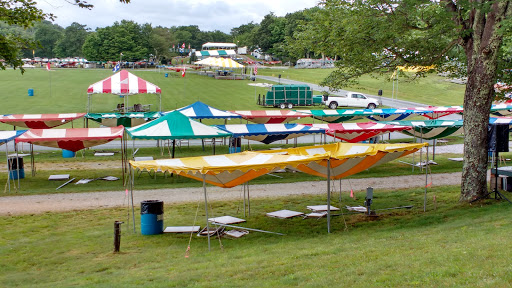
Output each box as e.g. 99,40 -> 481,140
126,111 -> 232,140
86,112 -> 160,128
383,120 -> 464,140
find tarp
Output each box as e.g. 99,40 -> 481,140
215,124 -> 325,144
15,126 -> 124,152
232,110 -> 312,124
306,122 -> 412,143
85,112 -> 161,128
0,130 -> 27,144
174,101 -> 242,119
129,142 -> 426,187
383,120 -> 464,140
194,57 -> 244,68
0,113 -> 86,129
126,111 -> 231,140
87,70 -> 161,95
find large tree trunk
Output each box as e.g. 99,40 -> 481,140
460,1 -> 510,201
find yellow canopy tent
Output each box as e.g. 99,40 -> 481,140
129,142 -> 427,246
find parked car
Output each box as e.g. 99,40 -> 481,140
322,92 -> 381,109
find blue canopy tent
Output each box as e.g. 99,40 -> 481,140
172,101 -> 242,120
0,130 -> 28,192
215,123 -> 325,146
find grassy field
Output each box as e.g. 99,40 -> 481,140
1,185 -> 511,287
2,68 -> 511,287
259,68 -> 466,106
1,67 -> 465,116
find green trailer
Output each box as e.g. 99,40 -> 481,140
257,84 -> 317,109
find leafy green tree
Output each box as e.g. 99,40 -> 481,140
0,0 -> 52,72
231,22 -> 259,49
149,26 -> 174,63
82,20 -> 150,61
33,20 -> 63,58
1,0 -> 130,72
295,0 -> 512,201
54,22 -> 89,58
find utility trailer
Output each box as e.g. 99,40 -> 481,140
257,84 -> 322,109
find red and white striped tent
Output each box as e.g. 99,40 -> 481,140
231,110 -> 312,124
0,113 -> 86,129
307,122 -> 412,143
86,70 -> 162,112
16,126 -> 124,152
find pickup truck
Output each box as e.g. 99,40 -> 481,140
322,92 -> 381,109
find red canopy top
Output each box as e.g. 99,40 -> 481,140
87,70 -> 161,95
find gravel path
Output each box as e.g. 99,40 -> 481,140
0,172 -> 462,216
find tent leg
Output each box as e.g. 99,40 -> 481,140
172,139 -> 176,158
248,183 -> 251,216
30,144 -> 35,177
131,166 -> 136,233
243,183 -> 246,217
203,175 -> 211,251
424,145 -> 429,212
5,147 -> 10,193
327,159 -> 331,233
121,136 -> 125,185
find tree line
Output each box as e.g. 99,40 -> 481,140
0,8 -> 321,64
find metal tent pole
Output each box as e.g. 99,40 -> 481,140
5,147 -> 10,193
424,145 -> 429,212
327,158 -> 331,233
203,174 -> 211,251
30,144 -> 35,177
131,166 -> 136,233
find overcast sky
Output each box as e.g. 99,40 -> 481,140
36,0 -> 320,33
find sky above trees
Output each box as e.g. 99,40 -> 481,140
35,0 -> 319,33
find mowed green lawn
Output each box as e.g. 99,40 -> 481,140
1,68 -> 510,287
1,186 -> 511,287
259,68 -> 466,106
1,67 -> 465,117
0,68 -> 273,114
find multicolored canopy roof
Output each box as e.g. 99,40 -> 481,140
16,126 -> 124,152
194,57 -> 244,68
0,130 -> 27,144
195,50 -> 236,57
295,109 -> 366,123
87,70 -> 161,95
85,112 -> 161,128
491,104 -> 512,116
126,111 -> 231,140
383,120 -> 464,140
174,101 -> 242,119
490,116 -> 512,125
232,110 -> 312,124
129,142 -> 427,188
216,124 -> 325,144
0,113 -> 86,129
306,122 -> 412,143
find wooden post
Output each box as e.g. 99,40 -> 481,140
114,221 -> 124,253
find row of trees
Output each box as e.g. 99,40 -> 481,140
1,6 -> 321,63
